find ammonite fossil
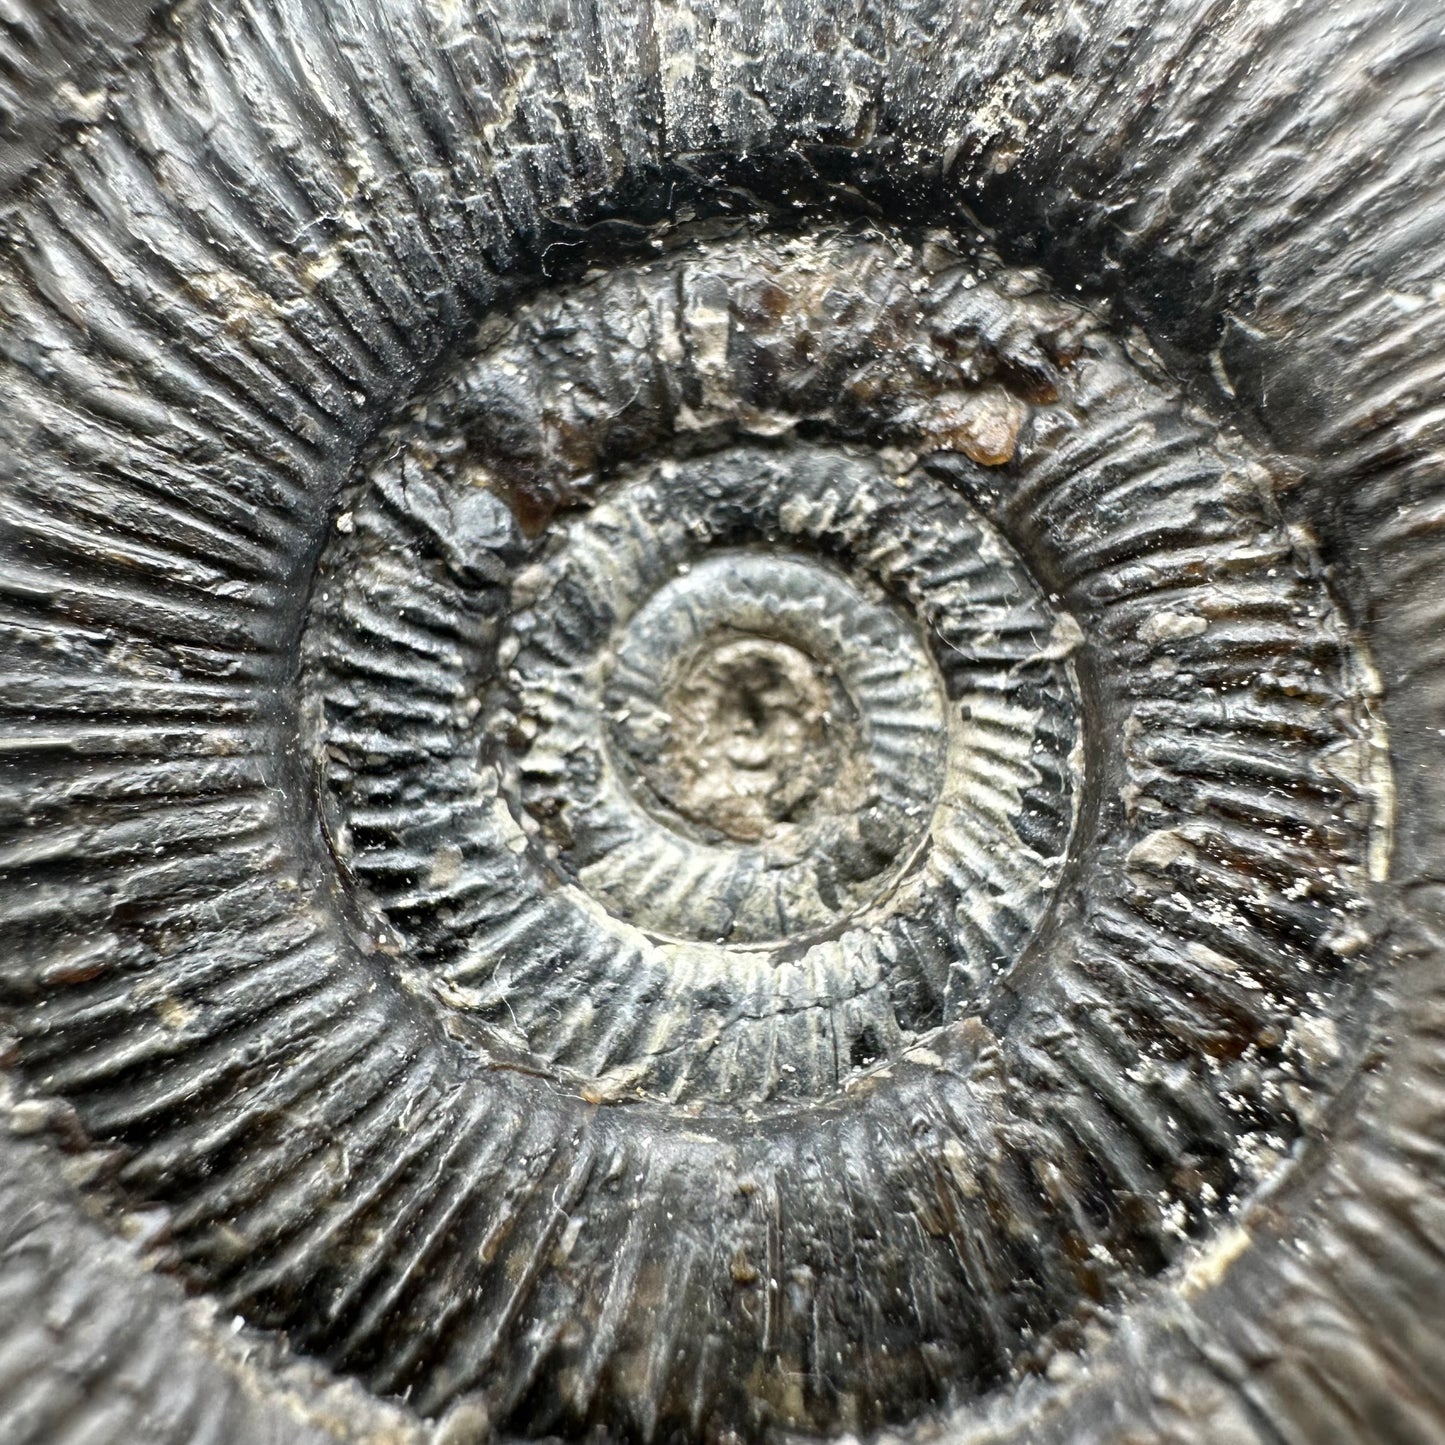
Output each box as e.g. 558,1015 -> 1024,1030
2,2 -> 1443,1443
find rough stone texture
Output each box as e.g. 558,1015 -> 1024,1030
0,0 -> 160,190
1,1 -> 1443,1443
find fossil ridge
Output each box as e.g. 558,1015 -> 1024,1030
0,3 -> 1443,1444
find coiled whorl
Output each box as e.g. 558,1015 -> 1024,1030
1,3 -> 1442,1444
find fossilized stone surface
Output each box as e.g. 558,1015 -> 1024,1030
1,2 -> 1444,1444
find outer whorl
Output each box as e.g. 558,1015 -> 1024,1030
0,3 -> 1442,1445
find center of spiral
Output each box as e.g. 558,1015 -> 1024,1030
658,634 -> 842,844
312,436 -> 1085,1104
565,545 -> 950,945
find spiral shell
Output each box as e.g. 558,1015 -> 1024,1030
1,3 -> 1443,1444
